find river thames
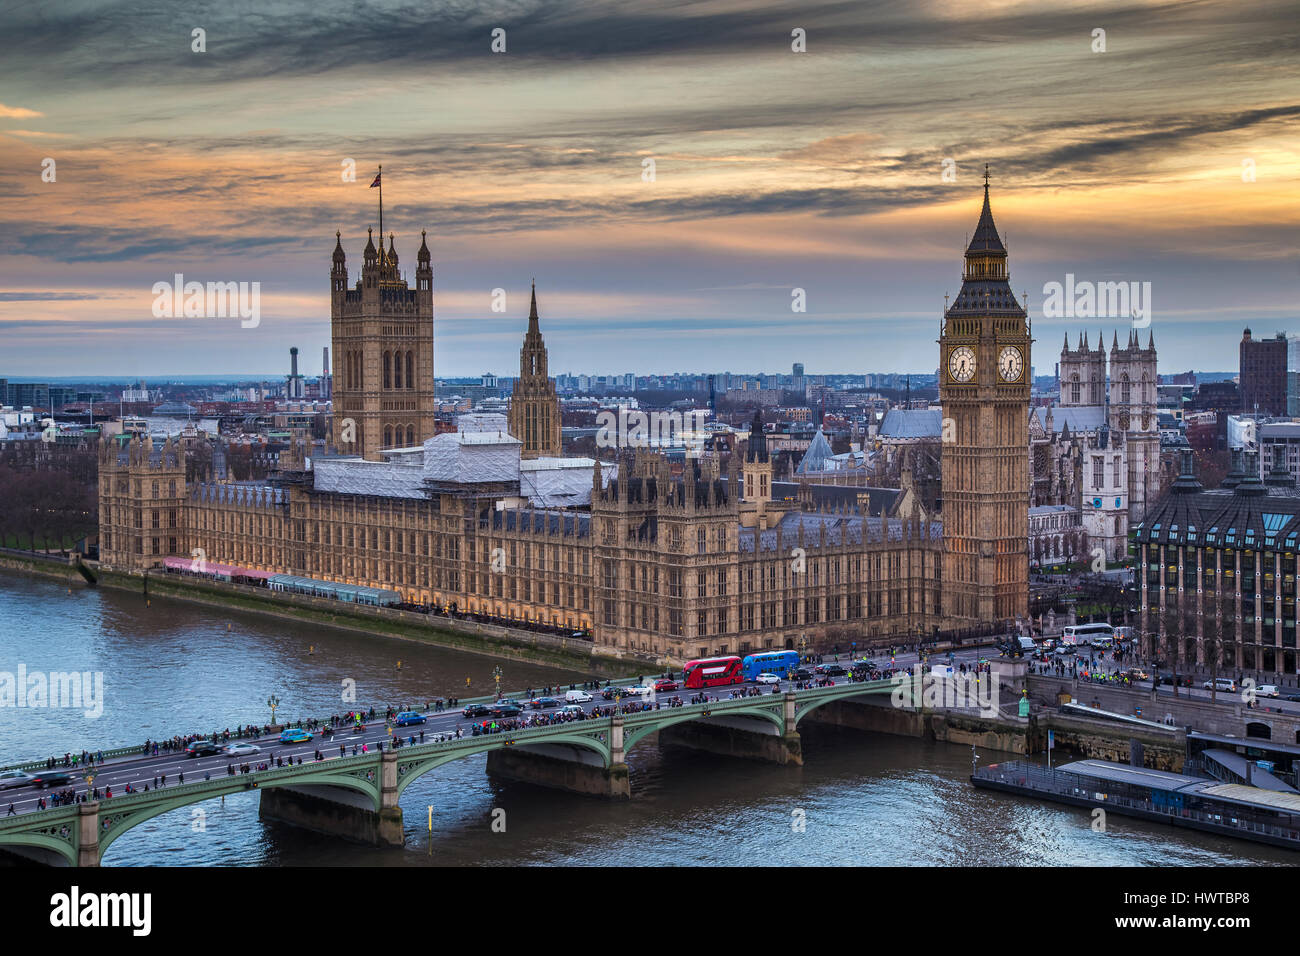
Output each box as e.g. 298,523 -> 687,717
0,569 -> 1289,866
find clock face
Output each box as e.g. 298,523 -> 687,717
998,345 -> 1023,383
948,345 -> 976,383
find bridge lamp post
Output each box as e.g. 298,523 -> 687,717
492,666 -> 502,699
267,694 -> 281,728
84,770 -> 96,800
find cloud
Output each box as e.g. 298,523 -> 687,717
0,102 -> 42,118
0,291 -> 103,301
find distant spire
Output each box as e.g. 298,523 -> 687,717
1112,329 -> 1118,350
1148,329 -> 1154,350
746,409 -> 768,463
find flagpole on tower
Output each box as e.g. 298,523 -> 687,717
378,165 -> 383,248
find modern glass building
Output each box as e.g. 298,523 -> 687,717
1133,450 -> 1299,676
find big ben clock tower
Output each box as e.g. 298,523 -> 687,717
939,170 -> 1031,627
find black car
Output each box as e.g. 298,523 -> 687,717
31,772 -> 73,789
530,697 -> 561,709
462,704 -> 493,718
490,704 -> 523,717
792,668 -> 814,681
185,740 -> 223,758
818,664 -> 848,677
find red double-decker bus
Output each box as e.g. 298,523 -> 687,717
683,656 -> 743,689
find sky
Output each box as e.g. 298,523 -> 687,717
0,0 -> 1297,380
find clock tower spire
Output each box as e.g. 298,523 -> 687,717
938,174 -> 1031,628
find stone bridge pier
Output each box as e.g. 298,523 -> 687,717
258,751 -> 404,847
486,717 -> 630,798
658,693 -> 802,766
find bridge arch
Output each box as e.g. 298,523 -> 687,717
622,705 -> 785,753
96,765 -> 384,863
392,729 -> 613,800
0,828 -> 78,867
790,683 -> 895,730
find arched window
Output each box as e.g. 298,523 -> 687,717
393,351 -> 402,389
384,426 -> 393,448
1121,373 -> 1130,405
407,425 -> 415,446
383,352 -> 391,389
1070,374 -> 1080,404
152,481 -> 159,499
406,351 -> 414,389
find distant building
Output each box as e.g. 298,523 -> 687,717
1135,450 -> 1299,678
1259,422 -> 1300,486
1239,328 -> 1288,416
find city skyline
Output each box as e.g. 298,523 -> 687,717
1,0 -> 1297,378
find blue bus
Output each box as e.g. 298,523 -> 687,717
742,650 -> 800,681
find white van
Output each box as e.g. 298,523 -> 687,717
1017,636 -> 1036,652
564,689 -> 593,703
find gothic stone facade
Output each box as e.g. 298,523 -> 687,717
329,229 -> 436,461
98,187 -> 1019,656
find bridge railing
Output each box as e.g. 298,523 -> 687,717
2,678 -> 908,829
0,674 -> 668,773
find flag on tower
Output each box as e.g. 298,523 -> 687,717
369,171 -> 381,188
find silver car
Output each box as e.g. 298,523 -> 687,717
0,770 -> 35,789
224,743 -> 261,757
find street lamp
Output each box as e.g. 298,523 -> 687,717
267,694 -> 281,728
492,666 -> 502,699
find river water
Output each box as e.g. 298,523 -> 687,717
0,569 -> 1285,866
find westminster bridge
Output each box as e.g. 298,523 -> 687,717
0,668 -> 1027,866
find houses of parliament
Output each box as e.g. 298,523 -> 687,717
98,184 -> 1031,658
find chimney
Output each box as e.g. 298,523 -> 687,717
290,346 -> 299,378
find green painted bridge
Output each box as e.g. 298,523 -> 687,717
0,679 -> 902,866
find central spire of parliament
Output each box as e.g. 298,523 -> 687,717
508,281 -> 561,459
